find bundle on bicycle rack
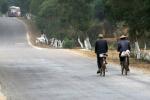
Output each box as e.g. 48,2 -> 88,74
121,50 -> 130,57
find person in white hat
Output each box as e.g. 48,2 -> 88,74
117,34 -> 131,71
119,35 -> 127,39
95,34 -> 108,74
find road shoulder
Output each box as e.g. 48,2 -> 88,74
0,86 -> 6,100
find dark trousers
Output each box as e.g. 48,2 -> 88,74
119,53 -> 129,66
96,53 -> 103,69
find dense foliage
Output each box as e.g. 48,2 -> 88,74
105,0 -> 150,42
0,0 -> 8,13
28,0 -> 100,46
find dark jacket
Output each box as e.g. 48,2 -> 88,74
95,39 -> 108,54
117,39 -> 131,52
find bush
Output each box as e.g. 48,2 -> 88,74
108,42 -> 116,50
63,38 -> 75,48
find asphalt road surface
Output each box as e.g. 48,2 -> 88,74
0,17 -> 150,100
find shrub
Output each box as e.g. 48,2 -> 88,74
63,38 -> 75,48
108,42 -> 116,50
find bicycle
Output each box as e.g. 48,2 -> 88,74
121,50 -> 130,75
99,53 -> 108,77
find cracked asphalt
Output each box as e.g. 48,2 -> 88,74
0,17 -> 150,100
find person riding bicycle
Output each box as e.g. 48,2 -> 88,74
117,35 -> 131,71
95,34 -> 108,74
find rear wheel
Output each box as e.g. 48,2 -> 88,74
121,65 -> 124,75
102,65 -> 106,76
99,55 -> 107,77
122,57 -> 128,75
100,58 -> 106,77
100,68 -> 102,76
125,57 -> 128,75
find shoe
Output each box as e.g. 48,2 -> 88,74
97,70 -> 100,74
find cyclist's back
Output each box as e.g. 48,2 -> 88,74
95,39 -> 108,54
118,39 -> 130,52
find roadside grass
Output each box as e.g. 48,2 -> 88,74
70,49 -> 150,73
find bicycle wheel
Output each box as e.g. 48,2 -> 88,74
102,64 -> 106,76
121,62 -> 124,75
101,58 -> 106,76
122,56 -> 128,75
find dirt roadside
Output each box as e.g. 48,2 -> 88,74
70,49 -> 150,74
0,86 -> 6,100
20,18 -> 49,48
0,95 -> 6,100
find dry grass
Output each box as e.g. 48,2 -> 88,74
0,95 -> 6,100
20,18 -> 49,48
70,49 -> 150,73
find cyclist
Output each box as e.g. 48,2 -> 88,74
95,34 -> 108,74
117,35 -> 131,71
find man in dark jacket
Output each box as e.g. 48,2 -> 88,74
95,34 -> 108,74
117,35 -> 131,71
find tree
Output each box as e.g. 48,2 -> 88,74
105,0 -> 150,41
7,0 -> 17,6
57,0 -> 94,49
0,0 -> 8,14
15,0 -> 31,14
94,0 -> 105,21
105,0 -> 150,59
58,0 -> 94,32
29,0 -> 95,49
30,0 -> 44,15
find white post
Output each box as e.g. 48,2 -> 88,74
135,41 -> 141,59
84,37 -> 92,50
54,39 -> 58,48
144,43 -> 147,51
78,37 -> 84,48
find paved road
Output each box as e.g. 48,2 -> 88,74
0,17 -> 150,100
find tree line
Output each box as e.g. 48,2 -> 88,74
1,0 -> 150,48
27,0 -> 107,49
